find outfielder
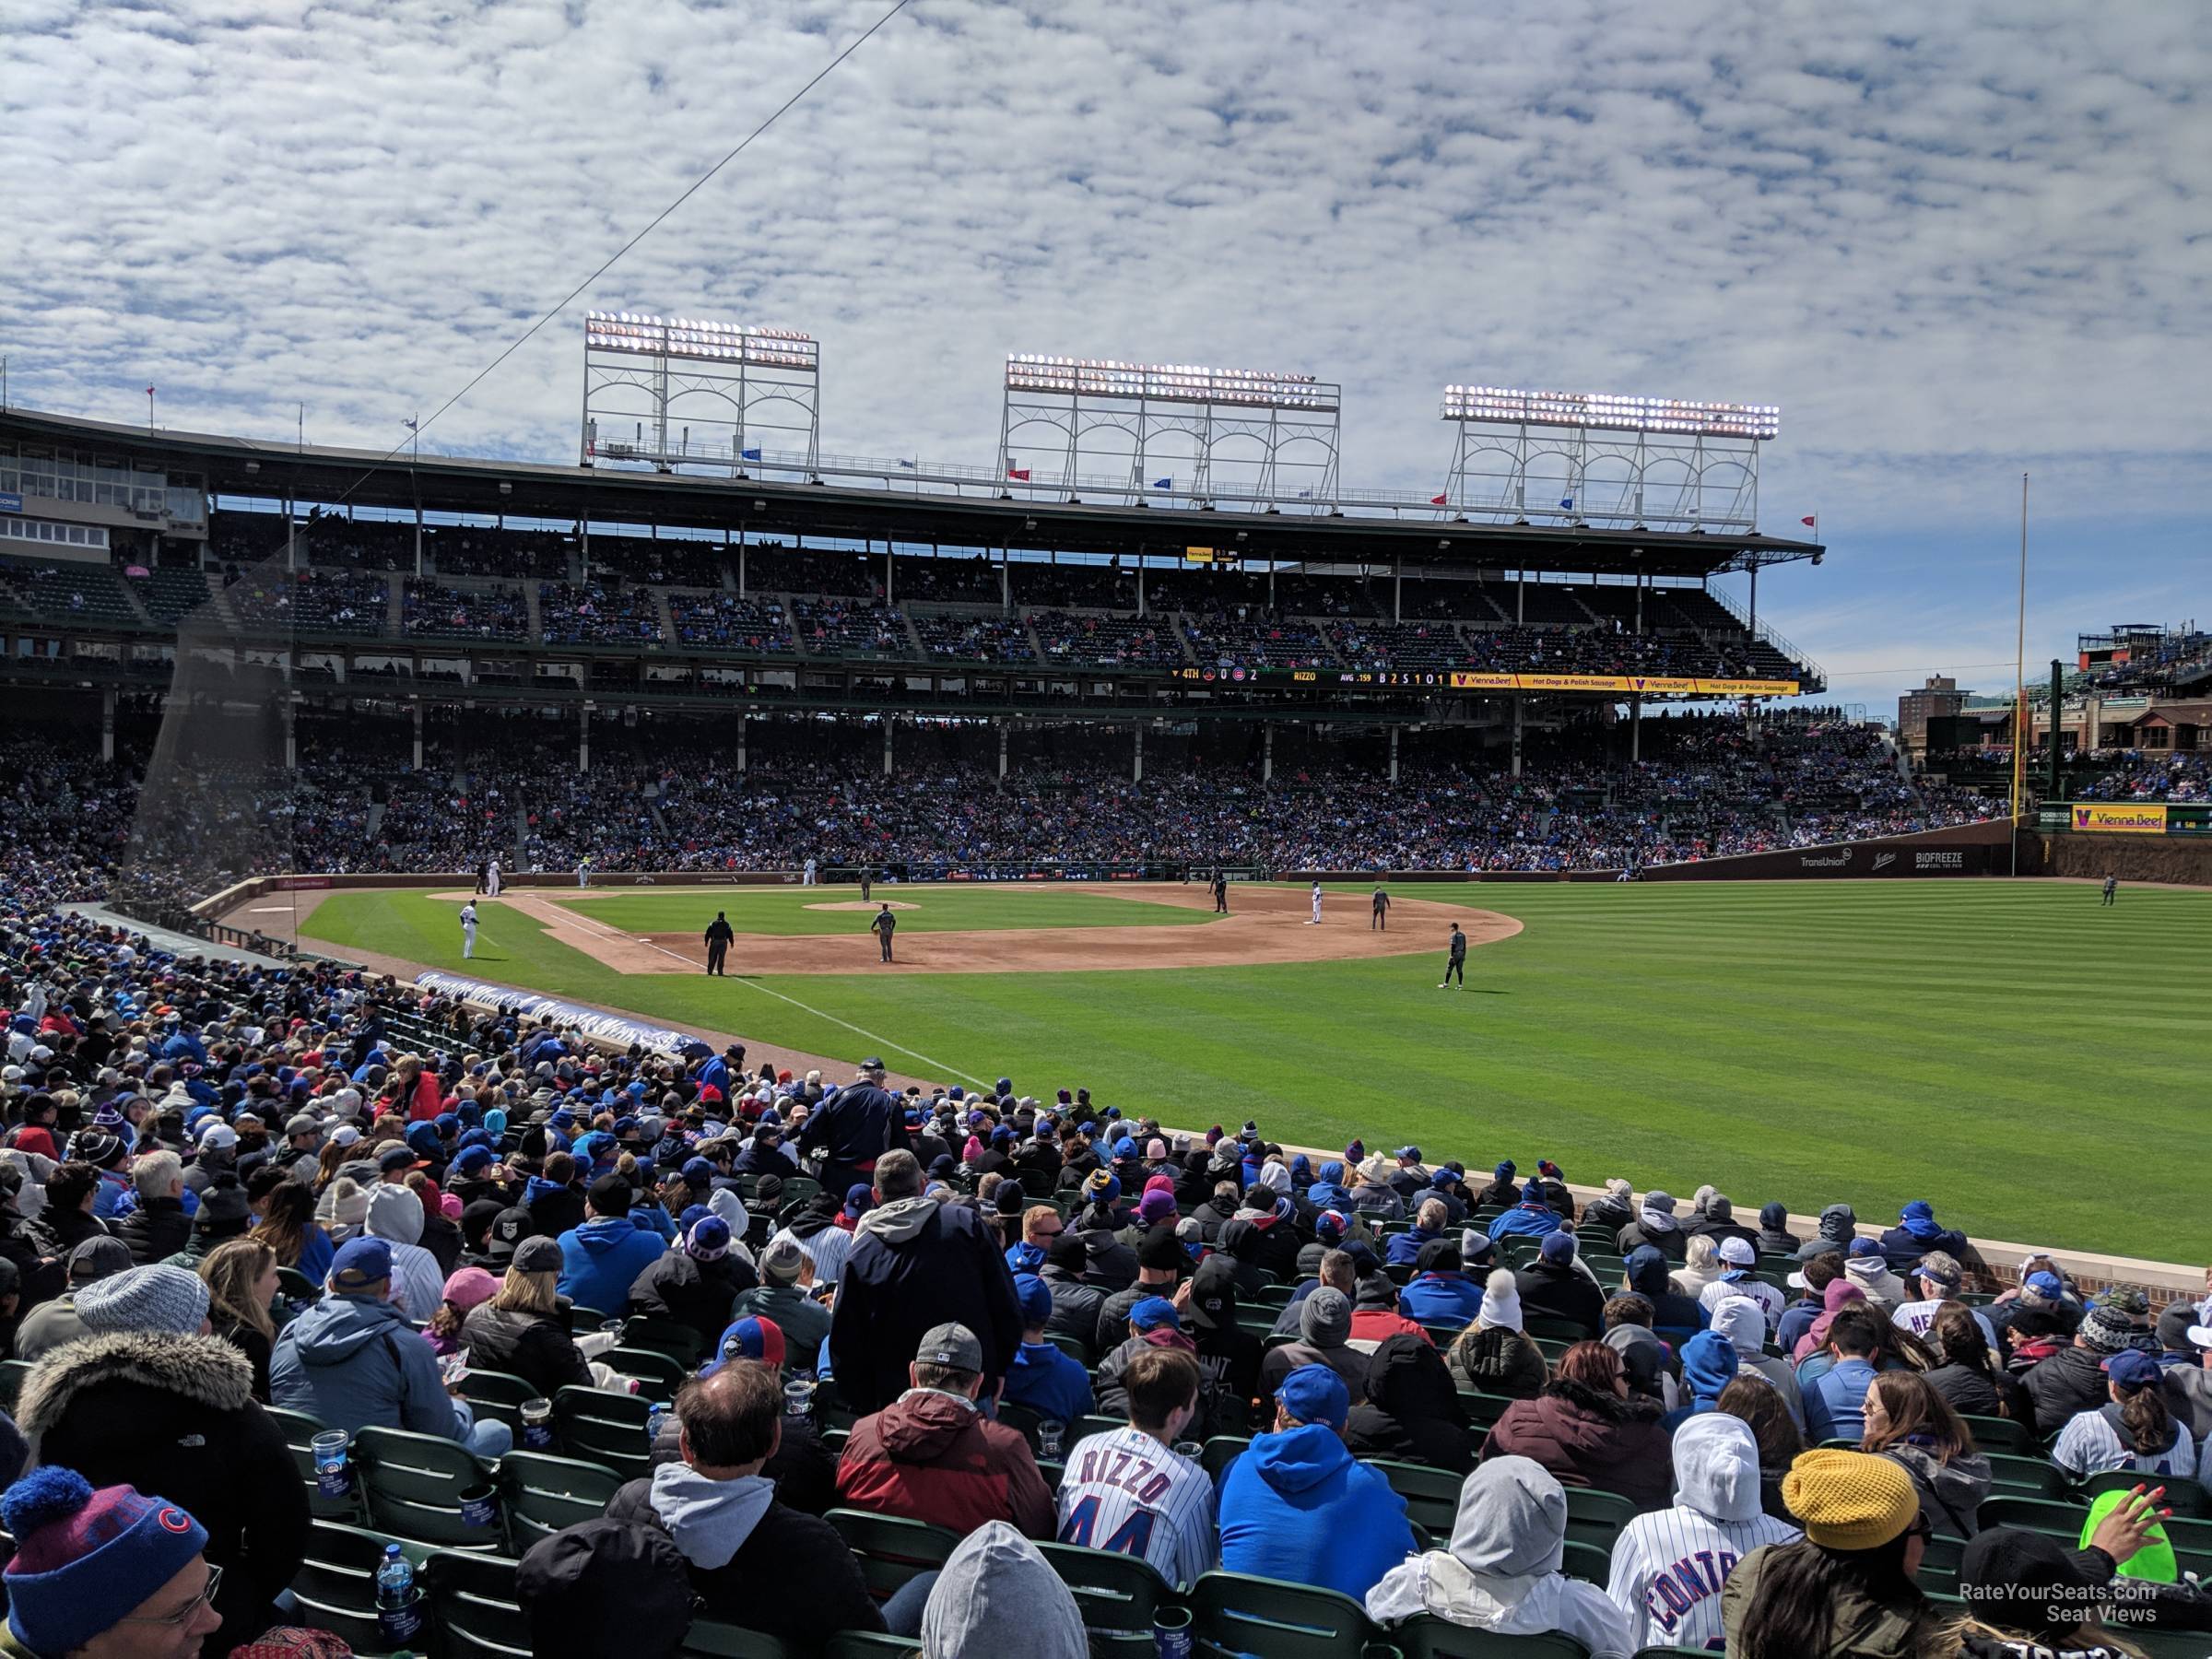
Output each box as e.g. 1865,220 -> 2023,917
459,900 -> 479,960
1441,921 -> 1465,987
1605,1415 -> 1797,1652
1307,880 -> 1323,924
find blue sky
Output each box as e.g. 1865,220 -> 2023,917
5,0 -> 2207,710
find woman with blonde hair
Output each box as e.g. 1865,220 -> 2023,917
459,1235 -> 594,1398
391,1053 -> 443,1123
200,1236 -> 280,1401
1671,1234 -> 1724,1300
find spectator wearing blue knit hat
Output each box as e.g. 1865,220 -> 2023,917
1877,1199 -> 1971,1277
1487,1178 -> 1567,1242
1001,1274 -> 1094,1428
0,1470 -> 221,1658
629,1213 -> 759,1348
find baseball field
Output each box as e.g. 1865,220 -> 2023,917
276,877 -> 2212,1261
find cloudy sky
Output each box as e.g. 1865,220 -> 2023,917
7,0 -> 2208,707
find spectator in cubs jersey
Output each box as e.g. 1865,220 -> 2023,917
1605,1413 -> 1799,1653
1054,1345 -> 1216,1588
1367,1453 -> 1633,1655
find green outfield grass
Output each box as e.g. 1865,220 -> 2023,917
551,885 -> 1217,935
302,880 -> 2212,1261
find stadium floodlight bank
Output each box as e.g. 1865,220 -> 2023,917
999,353 -> 1344,512
1439,382 -> 1779,533
582,310 -> 821,478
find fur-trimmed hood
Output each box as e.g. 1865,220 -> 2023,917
17,1331 -> 254,1443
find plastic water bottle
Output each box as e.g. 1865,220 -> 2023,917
375,1544 -> 414,1610
646,1401 -> 669,1450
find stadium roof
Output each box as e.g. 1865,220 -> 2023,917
0,405 -> 1823,579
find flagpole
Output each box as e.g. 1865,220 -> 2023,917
2010,472 -> 2029,877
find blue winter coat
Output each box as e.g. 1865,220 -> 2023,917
556,1217 -> 669,1316
269,1292 -> 465,1441
1383,1227 -> 1440,1266
1803,1356 -> 1880,1444
1001,1340 -> 1095,1426
1396,1271 -> 1484,1330
1487,1202 -> 1566,1242
1218,1423 -> 1415,1602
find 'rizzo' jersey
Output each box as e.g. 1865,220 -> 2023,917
1054,1427 -> 1216,1590
1605,1506 -> 1800,1652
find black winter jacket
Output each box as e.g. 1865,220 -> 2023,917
18,1331 -> 307,1647
116,1194 -> 193,1265
1513,1261 -> 1606,1336
827,1197 -> 1023,1415
460,1302 -> 593,1398
2022,1344 -> 2112,1441
608,1477 -> 884,1654
626,1249 -> 759,1347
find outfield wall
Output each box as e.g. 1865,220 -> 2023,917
2034,828 -> 2212,887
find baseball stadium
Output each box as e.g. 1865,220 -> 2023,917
6,6 -> 2212,1655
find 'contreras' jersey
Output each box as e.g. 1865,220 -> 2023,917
1055,1427 -> 1216,1590
1605,1505 -> 1800,1652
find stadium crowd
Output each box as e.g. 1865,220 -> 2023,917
0,888 -> 2204,1656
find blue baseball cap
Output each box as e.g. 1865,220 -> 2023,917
1014,1273 -> 1053,1327
451,1145 -> 494,1177
2102,1350 -> 2161,1389
329,1237 -> 393,1292
1128,1297 -> 1180,1334
681,1158 -> 717,1188
1847,1237 -> 1883,1259
701,1315 -> 786,1376
1276,1363 -> 1350,1431
2025,1270 -> 2065,1298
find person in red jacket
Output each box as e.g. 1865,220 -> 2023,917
393,1053 -> 444,1124
833,1321 -> 1054,1540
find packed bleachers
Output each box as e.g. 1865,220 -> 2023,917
668,592 -> 794,652
0,882 -> 2202,1655
401,579 -> 530,641
539,580 -> 665,645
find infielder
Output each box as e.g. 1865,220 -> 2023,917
1210,868 -> 1229,914
860,866 -> 874,902
1307,880 -> 1323,924
1371,885 -> 1390,931
484,858 -> 502,899
803,856 -> 818,887
1441,921 -> 1465,987
870,902 -> 897,962
459,900 -> 479,960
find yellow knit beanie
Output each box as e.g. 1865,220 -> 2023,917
1782,1449 -> 1918,1550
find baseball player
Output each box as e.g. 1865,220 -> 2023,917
803,855 -> 818,887
860,866 -> 874,902
2102,871 -> 2118,906
1211,868 -> 1229,914
1605,1414 -> 1798,1652
1055,1347 -> 1216,1588
1307,880 -> 1323,924
458,900 -> 479,960
577,855 -> 591,888
870,903 -> 897,962
1370,885 -> 1390,931
484,858 -> 501,899
1441,921 -> 1466,987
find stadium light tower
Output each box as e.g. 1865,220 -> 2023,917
999,355 -> 1342,510
582,312 -> 820,477
1436,384 -> 1780,531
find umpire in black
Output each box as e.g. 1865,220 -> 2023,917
702,911 -> 735,975
797,1056 -> 911,1197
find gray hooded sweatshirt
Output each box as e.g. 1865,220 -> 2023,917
921,1520 -> 1087,1659
1604,1413 -> 1800,1653
364,1182 -> 445,1322
1365,1455 -> 1633,1657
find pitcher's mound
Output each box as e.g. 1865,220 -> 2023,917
804,900 -> 919,912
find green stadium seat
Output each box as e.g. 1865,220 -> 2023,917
0,1361 -> 33,1416
1389,1614 -> 1591,1655
1074,1413 -> 1125,1443
1983,1452 -> 2073,1501
277,1266 -> 324,1305
1523,1315 -> 1595,1344
1188,1571 -> 1375,1659
1561,1539 -> 1611,1583
352,1426 -> 505,1551
499,1451 -> 625,1553
1959,1414 -> 2038,1453
269,1405 -> 367,1523
2076,1470 -> 2210,1517
606,1345 -> 690,1401
619,1314 -> 705,1368
1371,1459 -> 1463,1535
1039,1540 -> 1175,1656
553,1384 -> 654,1482
1977,1494 -> 2086,1537
1561,1487 -> 1638,1552
423,1548 -> 534,1659
826,1508 -> 961,1603
1046,1331 -> 1091,1362
1201,1435 -> 1253,1483
683,1620 -> 797,1657
290,1521 -> 433,1653
1455,1390 -> 1517,1431
995,1400 -> 1046,1455
454,1368 -> 540,1436
1258,1282 -> 1298,1308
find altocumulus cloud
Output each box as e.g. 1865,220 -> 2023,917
4,0 -> 2208,539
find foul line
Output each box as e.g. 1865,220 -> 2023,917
509,892 -> 992,1089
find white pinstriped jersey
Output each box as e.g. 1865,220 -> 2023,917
1054,1427 -> 1217,1589
1605,1506 -> 1800,1653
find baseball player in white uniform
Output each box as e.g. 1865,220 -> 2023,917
1605,1414 -> 1799,1652
459,900 -> 478,960
1056,1404 -> 1216,1587
1308,880 -> 1323,924
484,859 -> 502,898
803,856 -> 818,887
577,856 -> 591,888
